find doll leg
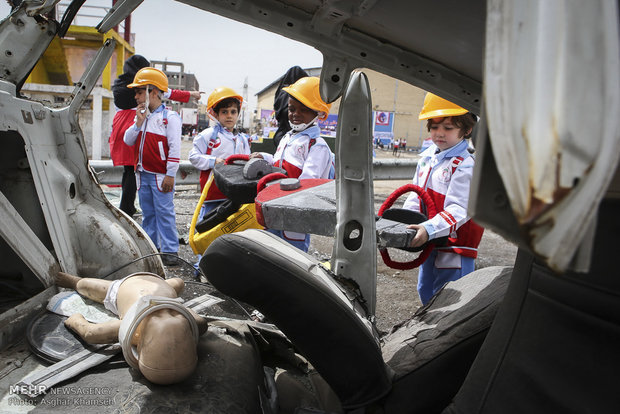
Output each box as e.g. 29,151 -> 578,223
55,272 -> 82,289
64,314 -> 122,344
187,308 -> 209,335
55,272 -> 112,304
165,277 -> 185,295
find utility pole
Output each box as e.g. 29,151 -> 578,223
242,76 -> 249,129
393,79 -> 398,145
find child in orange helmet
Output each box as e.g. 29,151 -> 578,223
110,55 -> 201,218
250,76 -> 334,252
405,93 -> 484,304
188,87 -> 251,270
189,87 -> 251,213
124,67 -> 183,266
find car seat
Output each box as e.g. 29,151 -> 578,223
202,229 -> 511,412
443,197 -> 620,413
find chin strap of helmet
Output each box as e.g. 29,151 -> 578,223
377,184 -> 437,270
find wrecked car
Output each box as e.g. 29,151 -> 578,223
1,0 -> 619,413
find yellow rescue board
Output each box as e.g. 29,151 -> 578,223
189,174 -> 263,255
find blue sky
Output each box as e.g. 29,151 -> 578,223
0,0 -> 324,109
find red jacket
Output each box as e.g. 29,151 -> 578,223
109,109 -> 137,166
109,89 -> 190,166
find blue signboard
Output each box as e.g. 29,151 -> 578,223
373,111 -> 394,145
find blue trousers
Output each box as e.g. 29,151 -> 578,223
193,200 -> 224,271
267,229 -> 310,253
417,250 -> 475,305
200,200 -> 225,221
138,172 -> 178,254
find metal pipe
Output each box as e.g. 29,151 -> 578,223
88,158 -> 418,185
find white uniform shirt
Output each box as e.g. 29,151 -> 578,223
189,123 -> 251,171
261,125 -> 332,179
403,139 -> 475,240
123,105 -> 182,178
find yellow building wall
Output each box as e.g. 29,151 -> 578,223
255,68 -> 428,147
25,26 -> 134,110
363,69 -> 427,147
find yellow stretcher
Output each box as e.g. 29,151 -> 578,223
189,174 -> 263,255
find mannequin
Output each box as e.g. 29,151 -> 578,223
55,272 -> 208,385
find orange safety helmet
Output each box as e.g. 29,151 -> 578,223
419,92 -> 468,120
207,87 -> 243,112
282,77 -> 331,120
127,67 -> 169,91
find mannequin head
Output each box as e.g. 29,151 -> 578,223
56,272 -> 208,386
136,309 -> 198,384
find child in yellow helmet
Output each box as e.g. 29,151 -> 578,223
250,76 -> 334,252
188,87 -> 251,270
404,93 -> 484,304
189,87 -> 251,208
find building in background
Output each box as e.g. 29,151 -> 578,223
17,2 -> 202,159
151,60 -> 200,111
19,1 -> 135,160
254,67 -> 430,149
151,60 -> 203,136
255,68 -> 322,138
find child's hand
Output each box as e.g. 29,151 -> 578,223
407,224 -> 429,248
249,153 -> 264,159
189,91 -> 203,100
161,176 -> 175,192
135,103 -> 147,127
64,313 -> 88,333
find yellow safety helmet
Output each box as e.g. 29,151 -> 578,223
283,77 -> 331,120
127,67 -> 169,91
207,87 -> 243,112
419,92 -> 468,120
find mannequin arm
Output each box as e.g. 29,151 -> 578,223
188,308 -> 209,335
64,314 -> 122,344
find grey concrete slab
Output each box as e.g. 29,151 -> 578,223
376,218 -> 417,249
260,180 -> 337,236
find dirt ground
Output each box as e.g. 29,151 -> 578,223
112,143 -> 517,333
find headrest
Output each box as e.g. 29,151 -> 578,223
202,229 -> 392,409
